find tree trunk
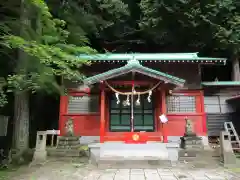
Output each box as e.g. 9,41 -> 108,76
12,92 -> 29,152
11,0 -> 30,152
232,56 -> 240,81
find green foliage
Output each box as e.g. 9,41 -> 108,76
202,1 -> 240,54
0,0 -> 238,101
47,0 -> 130,48
0,78 -> 7,107
139,0 -> 240,55
0,91 -> 7,108
0,0 -> 96,95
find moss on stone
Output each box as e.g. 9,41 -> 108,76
79,145 -> 89,151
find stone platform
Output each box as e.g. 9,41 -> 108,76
89,142 -> 180,168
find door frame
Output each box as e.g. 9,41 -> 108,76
108,92 -> 156,132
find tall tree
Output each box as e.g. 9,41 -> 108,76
46,0 -> 130,51
1,0 -> 95,152
203,0 -> 240,80
139,0 -> 240,56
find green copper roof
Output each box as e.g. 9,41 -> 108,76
201,81 -> 240,86
79,53 -> 226,63
83,59 -> 185,86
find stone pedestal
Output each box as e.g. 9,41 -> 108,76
32,150 -> 47,162
32,131 -> 47,164
180,135 -> 203,150
57,136 -> 81,149
47,136 -> 82,157
179,134 -> 204,161
220,131 -> 237,167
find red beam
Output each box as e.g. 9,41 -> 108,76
68,88 -> 90,94
108,80 -> 156,86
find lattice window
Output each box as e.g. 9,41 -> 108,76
166,95 -> 196,113
67,95 -> 99,114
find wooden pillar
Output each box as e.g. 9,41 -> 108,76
200,91 -> 207,134
161,89 -> 168,143
232,56 -> 240,81
156,91 -> 161,132
100,82 -> 106,143
59,95 -> 68,136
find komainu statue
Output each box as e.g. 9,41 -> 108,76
65,118 -> 74,136
185,117 -> 194,136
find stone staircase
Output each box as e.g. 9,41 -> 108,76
47,136 -> 83,157
178,147 -> 221,168
89,142 -> 179,169
98,159 -> 172,169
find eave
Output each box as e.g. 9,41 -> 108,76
78,52 -> 227,65
226,95 -> 240,102
201,81 -> 240,87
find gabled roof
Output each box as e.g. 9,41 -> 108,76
226,95 -> 240,102
79,53 -> 226,64
83,59 -> 185,86
201,81 -> 240,86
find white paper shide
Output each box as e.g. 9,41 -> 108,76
159,114 -> 168,123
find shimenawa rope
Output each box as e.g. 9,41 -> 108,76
105,81 -> 161,95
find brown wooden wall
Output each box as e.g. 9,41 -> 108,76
70,63 -> 201,89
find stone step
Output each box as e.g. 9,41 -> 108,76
97,159 -> 172,169
57,145 -> 81,149
47,148 -> 82,157
99,143 -> 169,160
48,157 -> 88,163
58,136 -> 80,141
176,161 -> 221,168
90,142 -> 178,168
58,141 -> 80,146
179,156 -> 220,163
179,152 -> 220,161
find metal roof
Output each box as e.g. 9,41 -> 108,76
201,81 -> 240,86
83,59 -> 185,86
78,53 -> 227,64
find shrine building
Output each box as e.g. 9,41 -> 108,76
59,53 -> 240,145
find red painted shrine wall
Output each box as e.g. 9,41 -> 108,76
59,94 -> 100,136
164,91 -> 207,137
165,114 -> 204,136
59,89 -> 207,138
60,114 -> 100,136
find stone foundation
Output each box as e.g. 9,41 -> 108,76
88,142 -> 180,168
